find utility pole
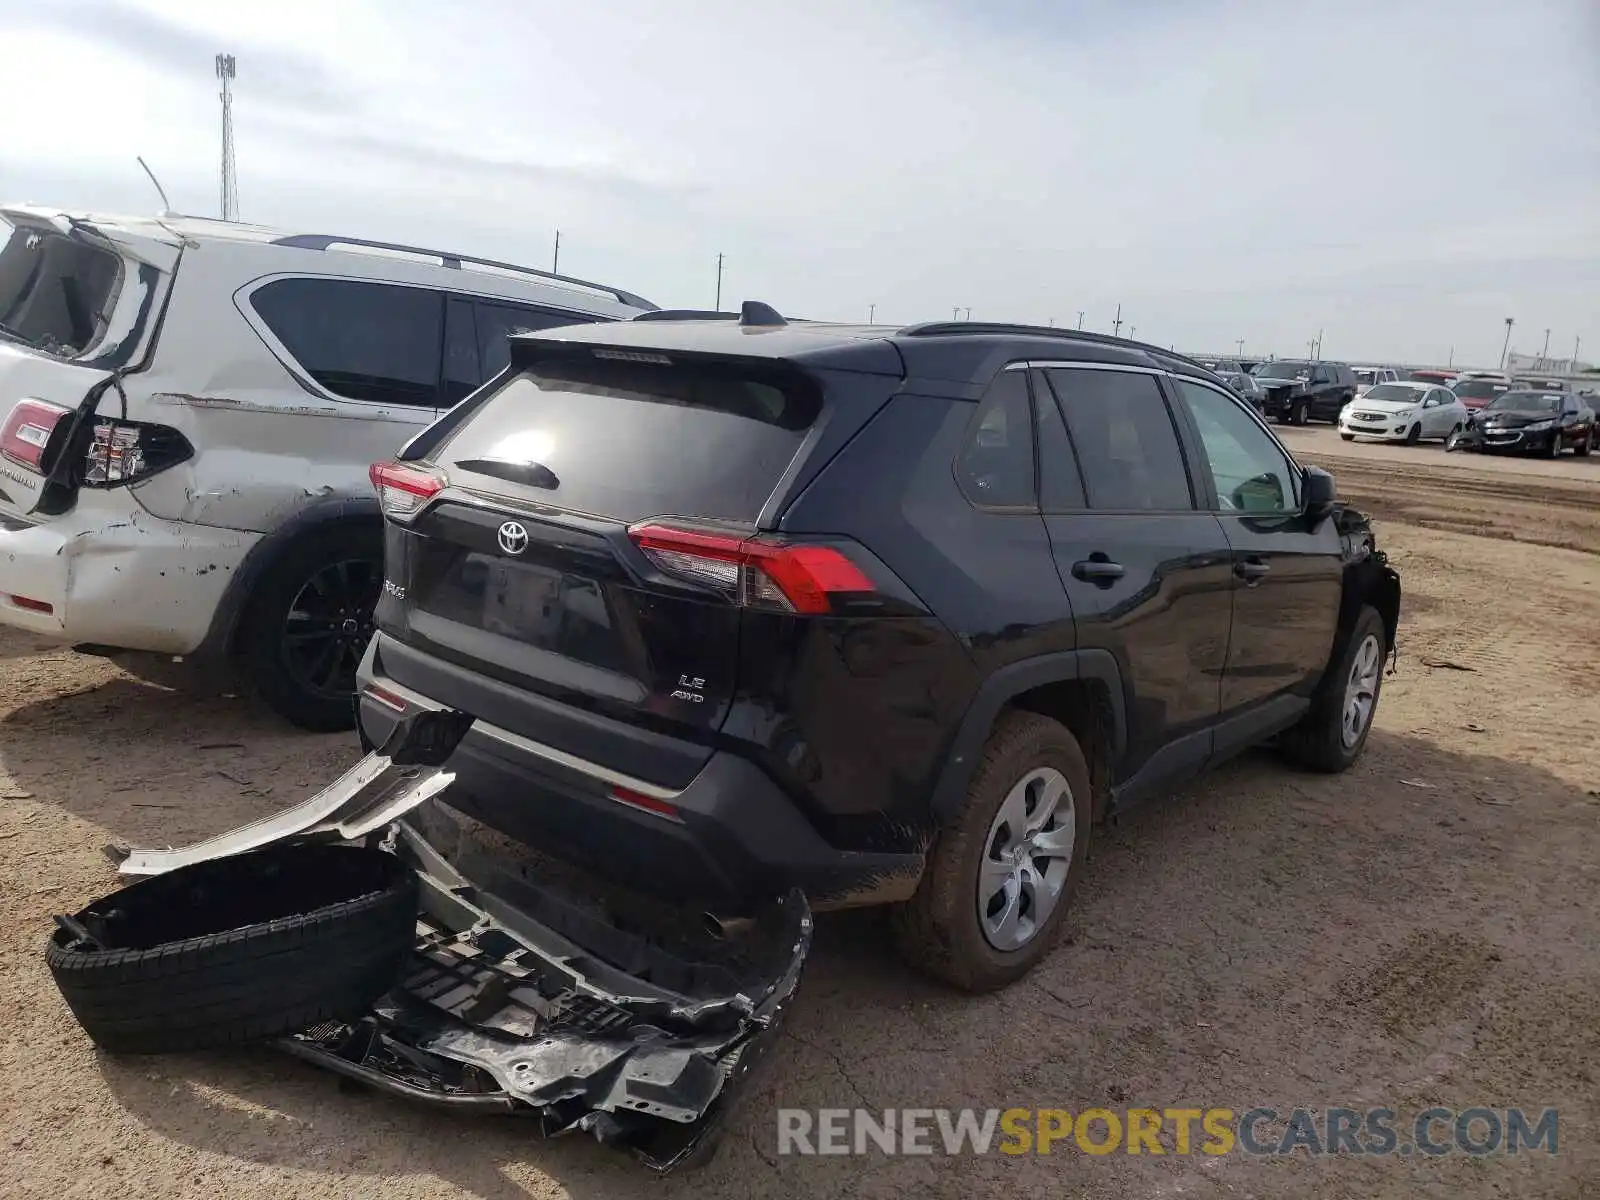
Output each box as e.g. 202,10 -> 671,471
1112,303 -> 1123,338
1236,338 -> 1244,357
1129,326 -> 1136,341
963,307 -> 972,321
215,54 -> 238,221
1541,328 -> 1551,363
952,306 -> 960,320
1500,317 -> 1514,369
1447,345 -> 1454,367
552,230 -> 560,274
714,253 -> 724,310
868,304 -> 875,323
1575,335 -> 1582,365
1077,311 -> 1085,330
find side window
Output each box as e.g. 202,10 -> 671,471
442,297 -> 481,406
1044,369 -> 1193,511
475,302 -> 601,380
249,278 -> 442,406
1175,379 -> 1298,514
1031,370 -> 1086,510
956,369 -> 1036,509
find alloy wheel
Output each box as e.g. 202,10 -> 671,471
281,558 -> 381,700
977,767 -> 1075,951
1341,633 -> 1382,749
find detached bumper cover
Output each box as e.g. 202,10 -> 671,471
111,708 -> 813,1172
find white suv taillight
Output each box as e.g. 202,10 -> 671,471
0,398 -> 73,471
81,418 -> 192,486
370,460 -> 446,521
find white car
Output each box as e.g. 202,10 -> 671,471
1352,365 -> 1400,397
1338,381 -> 1467,445
0,205 -> 654,728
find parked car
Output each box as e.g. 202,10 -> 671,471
1249,359 -> 1358,425
1353,365 -> 1401,396
1195,358 -> 1263,408
0,205 -> 654,729
1451,378 -> 1514,411
1407,368 -> 1459,386
351,307 -> 1401,992
1338,381 -> 1467,444
1512,376 -> 1568,391
1456,370 -> 1512,383
1449,390 -> 1595,457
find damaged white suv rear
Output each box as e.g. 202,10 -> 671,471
0,205 -> 653,727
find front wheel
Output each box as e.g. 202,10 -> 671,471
1445,426 -> 1464,452
1546,434 -> 1562,459
1281,605 -> 1387,773
1404,423 -> 1421,444
239,524 -> 384,731
1340,432 -> 1355,442
1292,401 -> 1310,426
1576,433 -> 1591,457
892,712 -> 1093,992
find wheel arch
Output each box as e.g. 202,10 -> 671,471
929,649 -> 1126,827
194,495 -> 386,660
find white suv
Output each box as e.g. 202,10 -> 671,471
0,205 -> 654,728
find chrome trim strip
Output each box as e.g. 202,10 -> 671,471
363,671 -> 683,802
470,722 -> 684,802
1005,360 -> 1167,375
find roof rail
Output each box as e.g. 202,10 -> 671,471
898,321 -> 1201,366
270,233 -> 657,310
632,308 -> 737,322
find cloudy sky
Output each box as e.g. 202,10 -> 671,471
1,0 -> 1595,365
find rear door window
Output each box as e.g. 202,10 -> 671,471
475,302 -> 603,380
250,278 -> 442,406
437,354 -> 820,524
441,297 -> 481,406
1043,369 -> 1194,511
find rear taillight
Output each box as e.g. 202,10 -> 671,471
370,460 -> 447,521
0,399 -> 73,471
81,418 -> 192,487
628,521 -> 875,615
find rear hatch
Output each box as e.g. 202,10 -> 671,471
0,207 -> 180,517
371,340 -> 897,787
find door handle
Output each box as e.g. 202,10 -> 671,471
1072,557 -> 1125,585
1234,558 -> 1270,584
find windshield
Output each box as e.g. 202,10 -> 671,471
1486,392 -> 1560,413
1453,380 -> 1510,400
0,220 -> 123,358
1251,360 -> 1313,379
1363,384 -> 1422,403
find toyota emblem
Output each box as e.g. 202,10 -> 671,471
497,521 -> 529,556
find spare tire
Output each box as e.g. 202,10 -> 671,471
46,844 -> 417,1054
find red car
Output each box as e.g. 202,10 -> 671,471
1451,378 -> 1514,411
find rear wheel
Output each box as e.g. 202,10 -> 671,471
893,712 -> 1092,992
239,524 -> 383,731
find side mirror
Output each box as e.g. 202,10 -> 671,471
1302,466 -> 1336,519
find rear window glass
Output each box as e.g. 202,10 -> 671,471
1452,380 -> 1510,399
437,355 -> 819,523
0,223 -> 122,359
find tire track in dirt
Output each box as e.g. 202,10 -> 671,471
1302,454 -> 1599,556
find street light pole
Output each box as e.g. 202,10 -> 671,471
1112,303 -> 1122,338
868,304 -> 875,323
1236,338 -> 1244,357
714,253 -> 724,310
1500,317 -> 1514,369
1541,328 -> 1551,363
1077,311 -> 1085,330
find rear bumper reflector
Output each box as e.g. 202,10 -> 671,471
8,594 -> 53,614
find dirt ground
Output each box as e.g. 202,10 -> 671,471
2,434 -> 1597,1200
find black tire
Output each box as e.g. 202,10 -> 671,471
1445,424 -> 1464,452
1292,401 -> 1310,426
1281,605 -> 1387,774
892,711 -> 1093,993
46,844 -> 417,1055
1546,434 -> 1562,459
239,524 -> 383,731
1404,423 -> 1421,445
1576,433 -> 1591,457
1340,433 -> 1355,442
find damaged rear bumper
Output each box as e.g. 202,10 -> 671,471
112,706 -> 812,1172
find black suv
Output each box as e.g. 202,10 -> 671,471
1249,359 -> 1358,425
358,307 -> 1401,992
